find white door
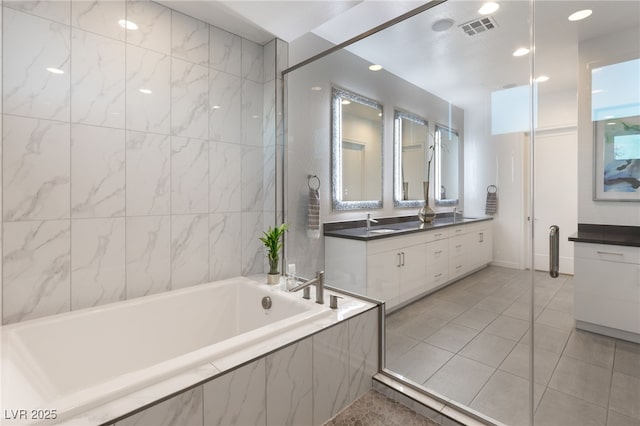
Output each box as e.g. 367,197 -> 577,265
532,129 -> 578,274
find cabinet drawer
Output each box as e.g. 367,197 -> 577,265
575,243 -> 640,265
425,229 -> 450,242
367,233 -> 426,255
426,239 -> 449,264
450,235 -> 469,258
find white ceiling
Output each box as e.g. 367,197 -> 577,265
159,0 -> 640,108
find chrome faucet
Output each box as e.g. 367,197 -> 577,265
289,271 -> 325,304
453,207 -> 463,222
366,213 -> 378,231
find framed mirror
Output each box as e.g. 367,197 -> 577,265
393,110 -> 429,207
331,87 -> 383,210
434,124 -> 460,206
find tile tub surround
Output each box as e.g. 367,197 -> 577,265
34,285 -> 380,426
1,0 -> 282,324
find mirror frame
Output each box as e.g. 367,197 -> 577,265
434,123 -> 460,207
393,110 -> 429,208
331,87 -> 384,210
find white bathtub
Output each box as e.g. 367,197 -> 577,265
1,277 -> 333,424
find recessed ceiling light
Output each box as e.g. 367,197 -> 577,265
478,2 -> 499,15
432,18 -> 454,32
341,100 -> 351,105
311,86 -> 322,91
368,64 -> 383,71
513,47 -> 530,57
211,105 -> 221,109
604,115 -> 615,119
378,112 -> 382,117
46,67 -> 64,74
118,19 -> 138,30
535,75 -> 549,83
592,89 -> 604,94
251,114 -> 259,119
568,9 -> 592,21
139,88 -> 152,94
607,122 -> 616,125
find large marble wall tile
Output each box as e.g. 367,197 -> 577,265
349,308 -> 379,401
4,1 -> 71,24
126,0 -> 171,55
171,214 -> 208,289
262,144 -> 276,213
71,0 -> 125,41
266,339 -> 313,426
204,358 -> 266,426
209,141 -> 241,212
242,145 -> 264,212
241,38 -> 263,83
2,220 -> 70,324
126,46 -> 170,134
3,115 -> 70,221
3,8 -> 70,121
71,29 -> 125,128
71,217 -> 125,309
276,39 -> 289,79
241,78 -> 263,146
263,40 -> 275,83
209,70 -> 241,144
171,59 -> 209,139
263,79 -> 276,147
126,216 -> 170,298
126,131 -> 170,216
209,26 -> 241,76
209,213 -> 242,281
71,124 -> 125,218
313,322 -> 350,425
171,11 -> 208,66
241,212 -> 263,276
117,386 -> 203,426
171,137 -> 208,214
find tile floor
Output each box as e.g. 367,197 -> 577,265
386,266 -> 640,426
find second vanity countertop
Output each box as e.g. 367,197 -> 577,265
324,214 -> 493,241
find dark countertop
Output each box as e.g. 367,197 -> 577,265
568,224 -> 640,248
323,215 -> 493,241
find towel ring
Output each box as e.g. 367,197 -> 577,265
487,185 -> 498,194
308,174 -> 320,191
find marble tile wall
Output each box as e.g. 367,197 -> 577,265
113,306 -> 380,426
1,0 -> 275,324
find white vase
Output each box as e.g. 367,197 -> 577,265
267,273 -> 281,285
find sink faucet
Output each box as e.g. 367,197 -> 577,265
453,207 -> 463,222
366,213 -> 378,231
289,271 -> 325,304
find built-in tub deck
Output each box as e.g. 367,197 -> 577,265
1,276 -> 377,425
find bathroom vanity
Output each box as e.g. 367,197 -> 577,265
570,224 -> 640,343
325,216 -> 493,311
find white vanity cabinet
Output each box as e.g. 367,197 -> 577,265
574,243 -> 640,341
325,220 -> 493,311
367,234 -> 427,307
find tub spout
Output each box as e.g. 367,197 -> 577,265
289,271 -> 324,304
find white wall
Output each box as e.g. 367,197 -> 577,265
286,34 -> 463,277
577,26 -> 640,226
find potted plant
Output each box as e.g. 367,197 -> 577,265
259,223 -> 288,284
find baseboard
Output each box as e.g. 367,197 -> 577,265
576,320 -> 640,344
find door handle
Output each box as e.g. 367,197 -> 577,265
549,225 -> 559,278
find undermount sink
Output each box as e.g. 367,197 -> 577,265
368,228 -> 397,234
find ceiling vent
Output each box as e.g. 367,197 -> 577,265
460,16 -> 498,36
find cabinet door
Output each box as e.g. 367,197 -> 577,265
367,251 -> 400,308
470,228 -> 493,269
575,258 -> 640,334
426,239 -> 449,291
449,234 -> 471,278
399,244 -> 427,302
